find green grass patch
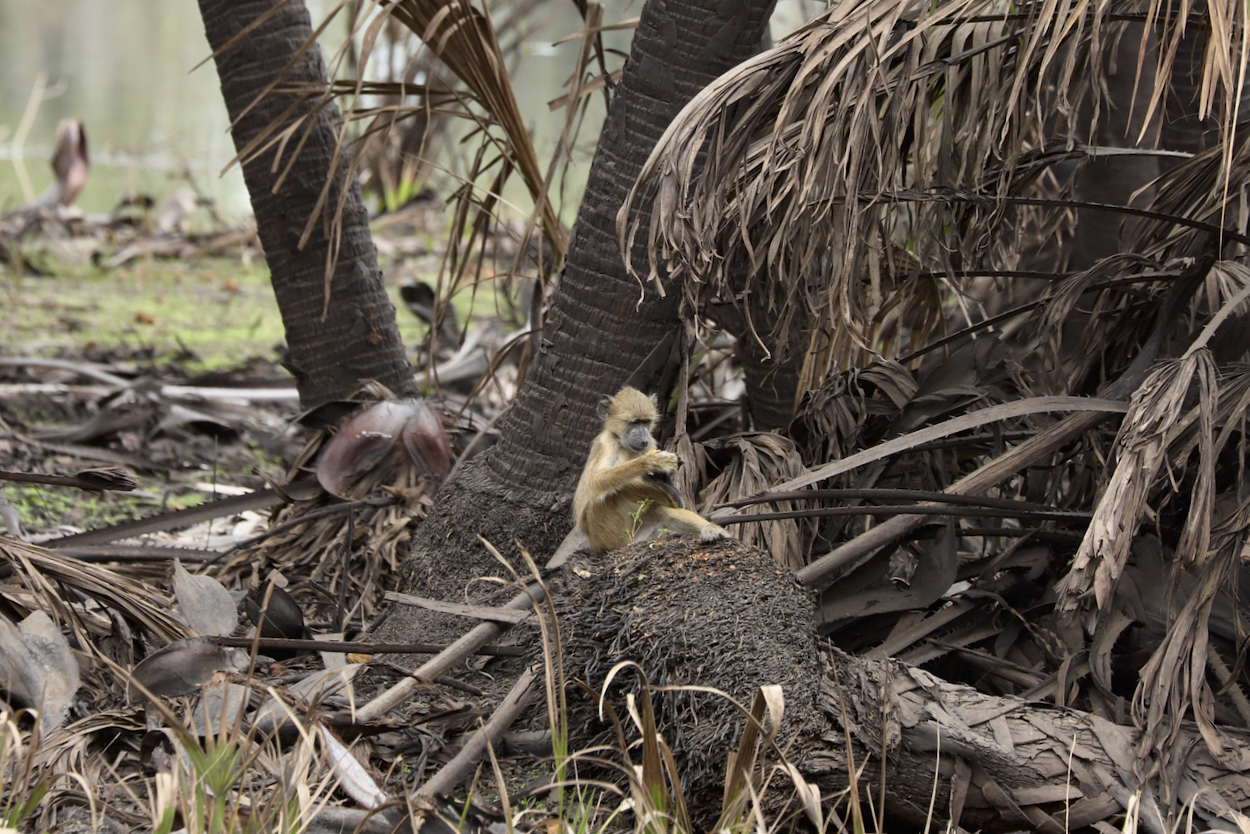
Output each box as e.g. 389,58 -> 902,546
3,257 -> 284,369
2,253 -> 502,371
4,482 -> 155,530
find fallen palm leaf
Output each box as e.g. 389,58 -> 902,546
1,536 -> 189,645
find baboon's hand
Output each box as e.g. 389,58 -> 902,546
646,450 -> 679,473
699,523 -> 731,543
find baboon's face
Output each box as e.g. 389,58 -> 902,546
621,421 -> 653,453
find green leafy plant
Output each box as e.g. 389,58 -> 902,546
629,498 -> 655,540
378,175 -> 429,215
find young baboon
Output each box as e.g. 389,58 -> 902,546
573,386 -> 731,553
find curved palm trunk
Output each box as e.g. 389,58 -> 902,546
385,0 -> 776,634
487,0 -> 777,494
199,0 -> 415,408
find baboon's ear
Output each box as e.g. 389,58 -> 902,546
649,393 -> 660,410
597,395 -> 613,421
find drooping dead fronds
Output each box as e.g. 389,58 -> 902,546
619,0 -> 1248,384
1054,351 -> 1217,613
1134,496 -> 1250,788
1054,260 -> 1250,611
694,433 -> 811,571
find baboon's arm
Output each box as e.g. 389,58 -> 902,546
582,450 -> 677,504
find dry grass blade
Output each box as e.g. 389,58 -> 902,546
716,684 -> 783,829
0,708 -> 99,833
480,535 -> 570,791
599,661 -> 686,833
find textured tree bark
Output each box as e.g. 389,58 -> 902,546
382,0 -> 777,641
198,0 -> 415,409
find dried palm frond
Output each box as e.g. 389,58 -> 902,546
1054,350 -> 1217,614
231,0 -> 590,356
1034,254 -> 1178,395
327,1 -> 614,400
1056,260 -> 1250,616
692,433 -> 811,571
1041,260 -> 1250,767
363,0 -> 567,258
0,537 -> 189,646
217,442 -> 437,624
794,359 -> 918,467
619,0 -> 1248,386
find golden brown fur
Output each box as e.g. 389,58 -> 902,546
573,386 -> 730,553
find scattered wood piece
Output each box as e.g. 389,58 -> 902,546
0,466 -> 137,492
211,636 -> 524,657
358,582 -> 542,722
416,668 -> 537,798
384,591 -> 532,625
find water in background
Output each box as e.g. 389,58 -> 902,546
0,0 -> 820,225
0,0 -> 249,219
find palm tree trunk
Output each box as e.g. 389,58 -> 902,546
385,0 -> 776,639
198,0 -> 415,408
